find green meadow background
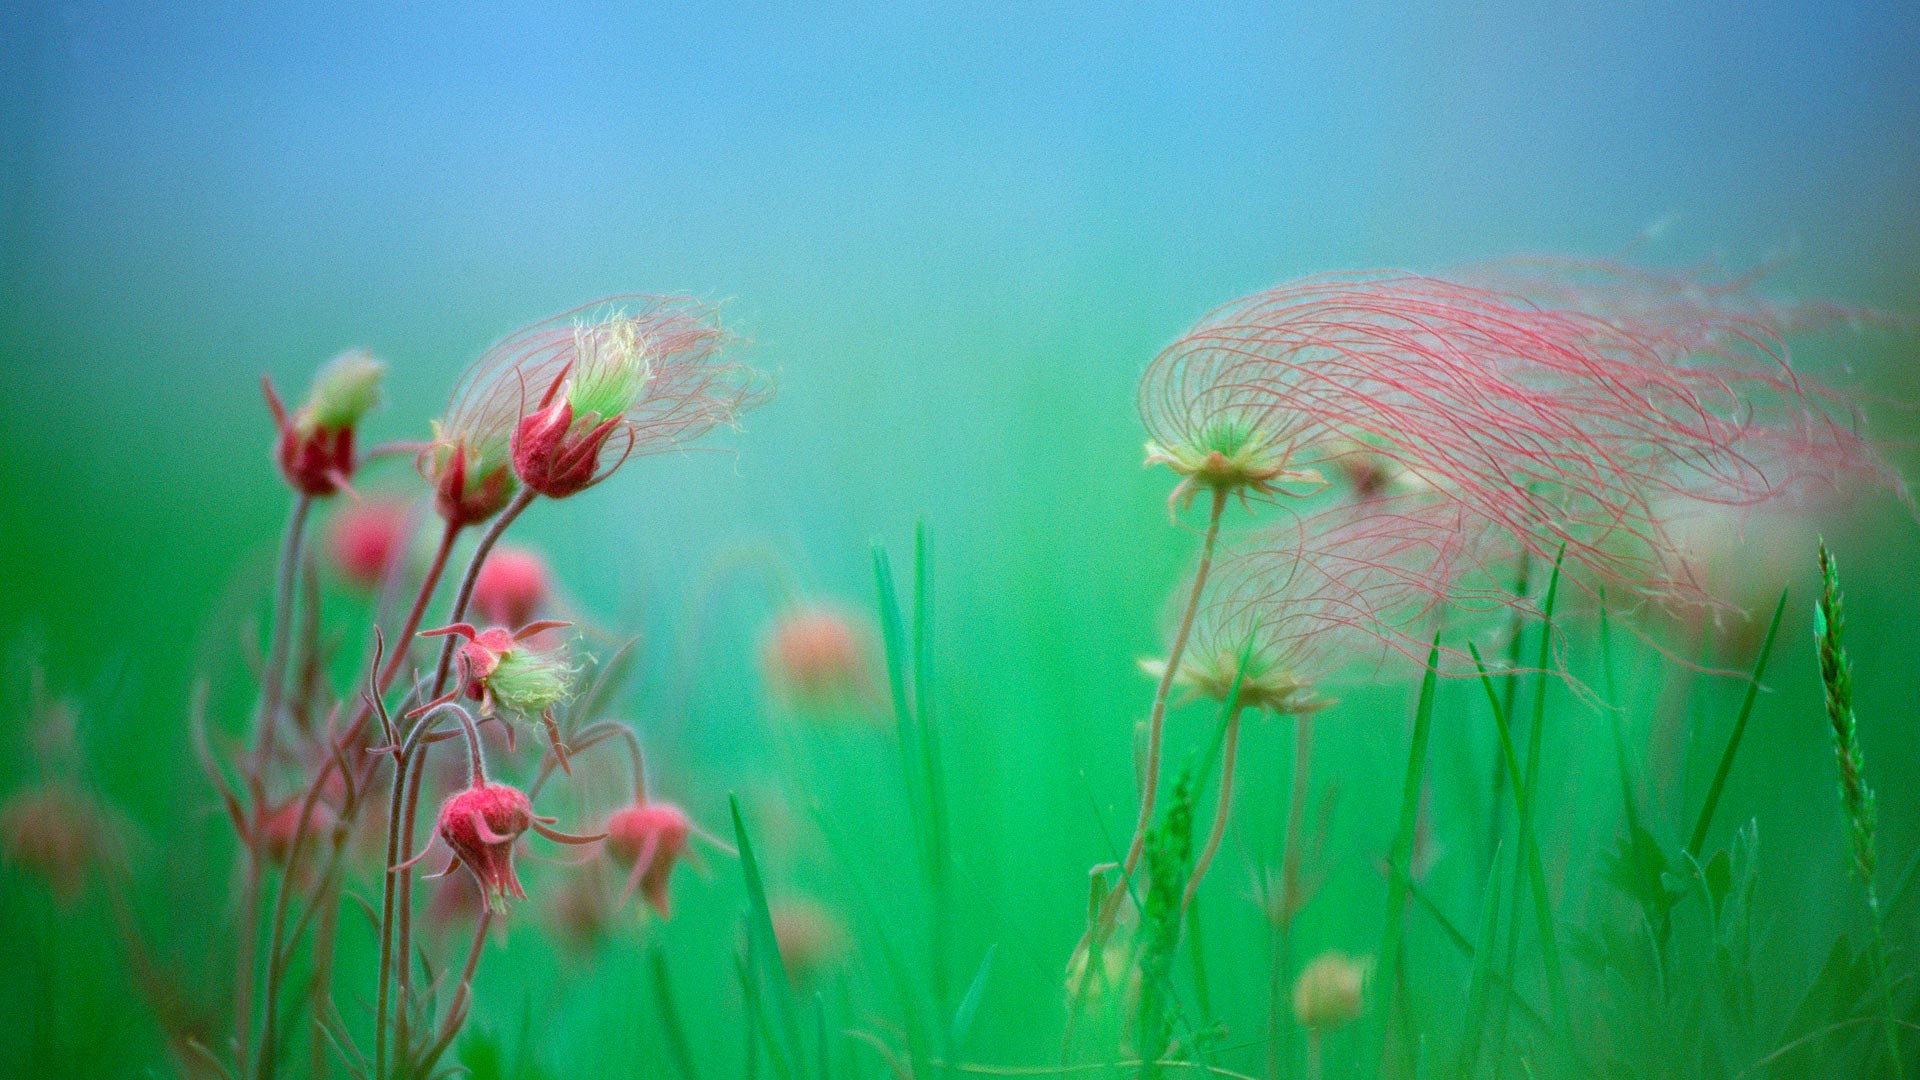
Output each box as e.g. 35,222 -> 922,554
2,2 -> 1918,1077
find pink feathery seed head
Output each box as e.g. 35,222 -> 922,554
435,782 -> 535,913
604,801 -> 693,917
265,350 -> 384,497
1143,268 -> 1905,614
435,296 -> 770,501
1161,497 -> 1536,700
0,782 -> 111,904
326,497 -> 413,590
473,547 -> 553,628
761,604 -> 871,709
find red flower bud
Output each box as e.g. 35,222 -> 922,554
431,781 -> 605,914
264,351 -> 383,497
327,498 -> 412,590
604,801 -> 693,917
435,783 -> 534,912
473,547 -> 553,628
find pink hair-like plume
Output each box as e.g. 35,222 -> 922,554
1139,270 -> 1903,619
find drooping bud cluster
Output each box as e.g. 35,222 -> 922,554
266,350 -> 384,497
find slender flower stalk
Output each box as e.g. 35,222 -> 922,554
1101,487 -> 1229,933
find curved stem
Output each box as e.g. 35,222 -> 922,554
239,494 -> 313,1062
416,702 -> 488,788
1280,715 -> 1314,930
432,489 -> 536,697
414,911 -> 494,1079
1179,703 -> 1244,922
1112,487 -> 1229,914
1276,713 -> 1314,1080
394,746 -> 430,1065
378,520 -> 461,692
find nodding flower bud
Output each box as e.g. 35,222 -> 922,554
431,781 -> 605,914
327,498 -> 412,590
473,547 -> 553,628
604,801 -> 693,917
1,783 -> 110,904
769,898 -> 850,982
761,605 -> 871,711
414,620 -> 577,767
265,350 -> 384,497
1292,950 -> 1367,1030
256,797 -> 337,867
435,783 -> 534,913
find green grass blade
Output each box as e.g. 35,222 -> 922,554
651,946 -> 701,1080
1378,634 -> 1441,1066
731,794 -> 807,1080
947,945 -> 996,1060
913,521 -> 954,1010
1684,587 -> 1788,860
1519,550 -> 1569,1028
1457,844 -> 1506,1078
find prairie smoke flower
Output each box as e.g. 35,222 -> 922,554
264,350 -> 384,497
1141,270 -> 1897,614
768,898 -> 850,981
432,781 -> 602,913
603,800 -> 694,917
1292,950 -> 1367,1030
256,796 -> 337,867
326,497 -> 412,589
415,620 -> 577,764
437,297 -> 769,504
472,546 -> 552,628
1146,503 -> 1468,713
0,782 -> 110,903
761,604 -> 872,710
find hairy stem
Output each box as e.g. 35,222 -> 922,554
432,489 -> 536,696
238,494 -> 314,1061
1179,703 -> 1245,922
1110,487 -> 1229,920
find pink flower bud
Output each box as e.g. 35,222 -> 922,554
1,783 -> 108,904
603,801 -> 692,917
257,797 -> 337,867
761,605 -> 871,710
326,498 -> 412,590
435,783 -> 534,913
473,548 -> 553,628
769,898 -> 849,981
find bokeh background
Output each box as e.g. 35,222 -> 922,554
2,2 -> 1918,1076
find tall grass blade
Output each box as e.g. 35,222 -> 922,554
1457,845 -> 1506,1078
948,945 -> 996,1060
650,946 -> 700,1080
1377,634 -> 1441,1072
1684,587 -> 1787,860
731,794 -> 808,1080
